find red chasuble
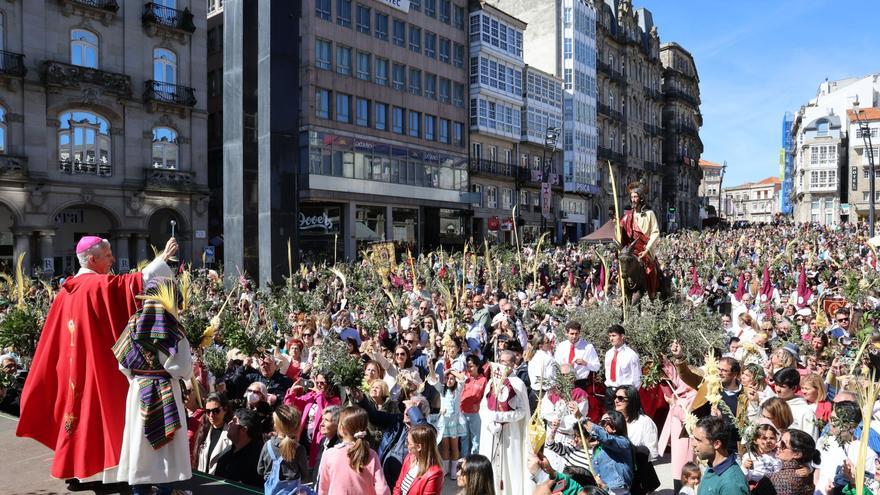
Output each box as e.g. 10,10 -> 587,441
17,272 -> 144,479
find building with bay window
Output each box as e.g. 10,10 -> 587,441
213,0 -> 471,284
0,0 -> 207,276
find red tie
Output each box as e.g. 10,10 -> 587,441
568,343 -> 576,364
610,348 -> 619,382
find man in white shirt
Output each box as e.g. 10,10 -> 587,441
552,321 -> 600,388
604,324 -> 641,408
815,400 -> 876,495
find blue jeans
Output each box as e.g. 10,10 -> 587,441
461,412 -> 481,456
132,483 -> 173,495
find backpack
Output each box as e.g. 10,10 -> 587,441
264,441 -> 316,495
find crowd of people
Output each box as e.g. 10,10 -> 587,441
3,188 -> 880,495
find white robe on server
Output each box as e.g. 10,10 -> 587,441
116,338 -> 193,485
478,375 -> 535,495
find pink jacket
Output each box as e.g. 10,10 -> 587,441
284,389 -> 342,467
317,443 -> 390,495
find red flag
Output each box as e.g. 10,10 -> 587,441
688,266 -> 703,297
760,265 -> 772,303
734,272 -> 745,302
597,263 -> 606,297
569,271 -> 575,287
796,265 -> 812,309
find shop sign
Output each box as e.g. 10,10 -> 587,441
488,216 -> 500,231
500,217 -> 513,231
299,211 -> 334,232
376,0 -> 410,13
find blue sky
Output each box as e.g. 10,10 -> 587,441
638,0 -> 880,187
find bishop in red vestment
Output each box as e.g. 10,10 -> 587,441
16,236 -> 177,481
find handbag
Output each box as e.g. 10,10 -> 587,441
630,449 -> 661,495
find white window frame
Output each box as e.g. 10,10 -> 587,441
151,126 -> 178,169
58,110 -> 112,176
71,29 -> 99,68
153,48 -> 177,84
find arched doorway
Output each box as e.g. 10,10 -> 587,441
148,208 -> 186,260
0,203 -> 14,273
52,205 -> 116,276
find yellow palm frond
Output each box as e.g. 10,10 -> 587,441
199,316 -> 220,349
329,267 -> 347,293
136,281 -> 178,319
150,244 -> 160,258
15,252 -> 27,309
41,280 -> 54,301
178,270 -> 192,312
0,272 -> 13,293
136,259 -> 150,272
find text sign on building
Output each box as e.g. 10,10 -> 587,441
375,0 -> 410,13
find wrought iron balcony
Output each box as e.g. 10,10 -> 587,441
144,167 -> 195,190
0,50 -> 27,78
597,59 -> 612,75
43,60 -> 133,98
643,122 -> 663,135
59,159 -> 112,177
643,86 -> 662,100
598,102 -> 611,116
144,80 -> 197,108
142,2 -> 196,33
67,0 -> 119,13
468,158 -> 515,178
665,88 -> 699,107
0,155 -> 28,180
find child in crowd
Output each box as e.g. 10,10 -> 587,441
678,462 -> 700,495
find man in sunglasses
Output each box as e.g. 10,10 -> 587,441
829,307 -> 852,345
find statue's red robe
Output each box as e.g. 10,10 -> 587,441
618,207 -> 661,296
17,272 -> 144,479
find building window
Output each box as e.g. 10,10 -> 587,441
316,88 -> 330,119
336,0 -> 352,27
392,19 -> 405,47
453,4 -> 464,29
453,121 -> 464,147
439,118 -> 449,144
409,68 -> 421,95
392,106 -> 404,134
425,0 -> 436,17
315,39 -> 332,69
0,106 -> 6,154
425,115 -> 436,141
375,12 -> 388,40
151,127 -> 178,169
520,190 -> 529,206
71,29 -> 98,68
316,0 -> 331,20
375,57 -> 388,86
439,78 -> 450,103
375,102 -> 387,130
392,63 -> 405,90
439,37 -> 450,63
58,110 -> 112,175
408,111 -> 421,138
425,73 -> 436,100
424,32 -> 436,58
335,45 -> 352,75
486,186 -> 497,208
501,188 -> 513,209
356,51 -> 370,80
816,120 -> 829,137
409,26 -> 421,53
453,83 -> 464,107
453,43 -> 464,68
356,98 -> 369,127
335,93 -> 351,123
438,0 -> 450,23
356,4 -> 371,33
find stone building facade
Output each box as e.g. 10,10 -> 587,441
846,107 -> 879,224
698,158 -> 724,218
660,42 -> 702,229
0,0 -> 208,276
594,0 -> 665,225
722,176 -> 781,224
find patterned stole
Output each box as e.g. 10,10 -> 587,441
113,299 -> 184,449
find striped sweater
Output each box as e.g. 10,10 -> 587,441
546,440 -> 592,472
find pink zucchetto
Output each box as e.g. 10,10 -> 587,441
75,236 -> 105,254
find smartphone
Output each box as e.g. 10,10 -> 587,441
551,478 -> 567,494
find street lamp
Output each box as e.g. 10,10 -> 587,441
853,97 -> 877,237
540,126 -> 561,233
